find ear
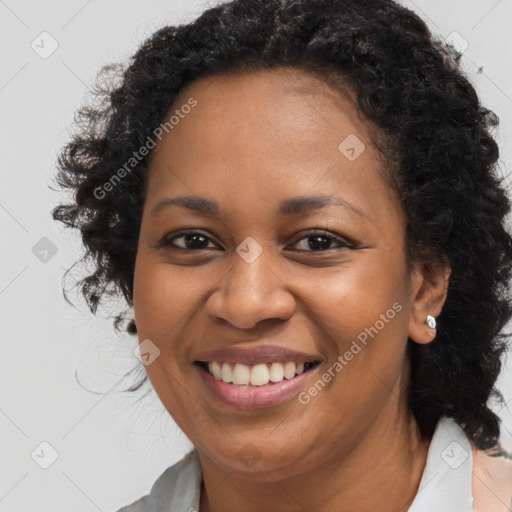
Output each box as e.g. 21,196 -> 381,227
408,259 -> 451,345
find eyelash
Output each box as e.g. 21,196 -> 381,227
157,229 -> 355,252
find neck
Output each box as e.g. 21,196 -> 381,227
198,404 -> 431,512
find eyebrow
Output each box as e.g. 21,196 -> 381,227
150,194 -> 367,219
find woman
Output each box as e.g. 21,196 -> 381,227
51,0 -> 512,510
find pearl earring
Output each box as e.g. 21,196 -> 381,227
426,314 -> 436,329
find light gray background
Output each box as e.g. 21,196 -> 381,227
1,1 -> 511,511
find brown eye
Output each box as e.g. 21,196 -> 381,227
289,230 -> 354,252
159,230 -> 220,250
157,229 -> 354,252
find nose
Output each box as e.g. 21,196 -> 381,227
204,249 -> 296,330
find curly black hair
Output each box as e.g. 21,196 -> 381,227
51,0 -> 512,452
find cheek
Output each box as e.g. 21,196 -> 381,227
296,254 -> 410,384
132,261 -> 206,421
292,264 -> 410,433
301,253 -> 408,337
133,260 -> 206,341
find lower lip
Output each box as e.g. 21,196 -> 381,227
196,364 -> 318,410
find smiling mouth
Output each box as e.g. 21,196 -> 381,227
195,360 -> 321,387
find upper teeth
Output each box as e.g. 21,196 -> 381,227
208,361 -> 306,386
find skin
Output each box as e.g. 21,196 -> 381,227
133,67 -> 451,512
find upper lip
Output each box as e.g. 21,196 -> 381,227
194,344 -> 321,366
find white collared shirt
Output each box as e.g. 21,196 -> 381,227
114,416 -> 479,512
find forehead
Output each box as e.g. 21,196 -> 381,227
166,67 -> 373,150
150,68 -> 381,166
144,67 -> 398,223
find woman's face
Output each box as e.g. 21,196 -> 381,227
133,68 -> 427,476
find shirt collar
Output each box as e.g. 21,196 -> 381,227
407,415 -> 473,511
